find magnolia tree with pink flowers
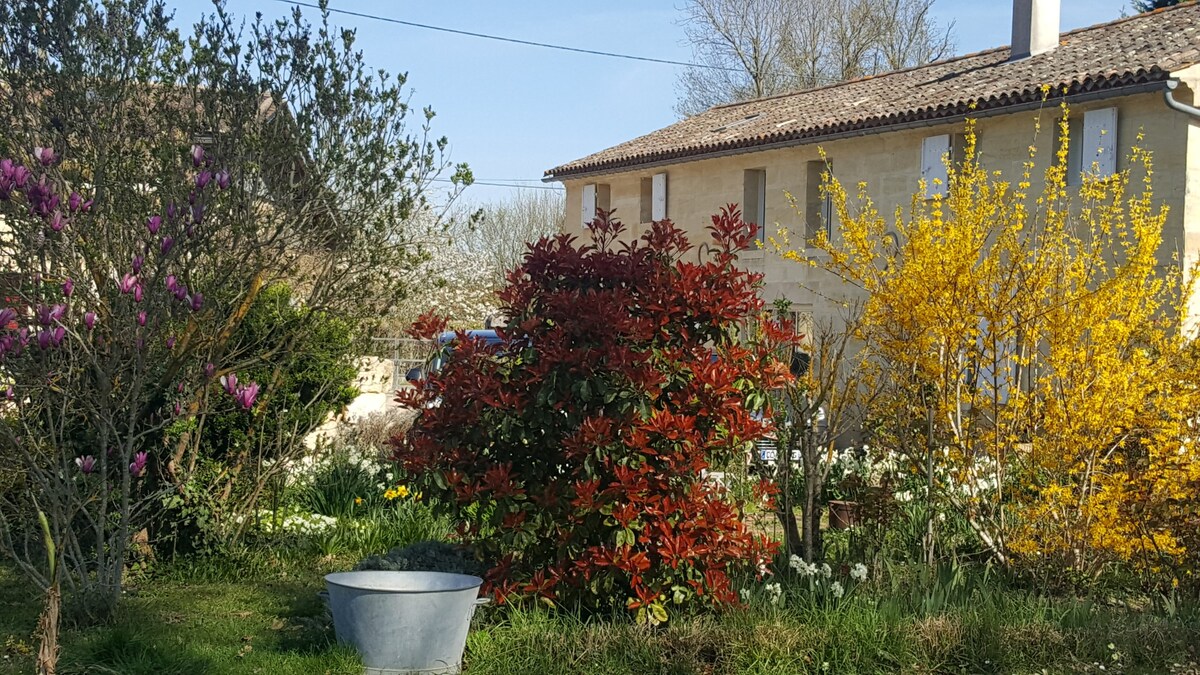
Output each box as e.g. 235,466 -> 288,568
0,146 -> 260,620
0,0 -> 469,623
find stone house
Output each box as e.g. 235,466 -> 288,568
543,0 -> 1200,327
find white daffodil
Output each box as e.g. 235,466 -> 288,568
850,563 -> 868,581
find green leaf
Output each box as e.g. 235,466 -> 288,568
649,602 -> 668,625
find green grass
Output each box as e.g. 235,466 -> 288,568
0,554 -> 362,675
2,555 -> 1198,675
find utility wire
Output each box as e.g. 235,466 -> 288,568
431,178 -> 562,191
273,1 -> 738,73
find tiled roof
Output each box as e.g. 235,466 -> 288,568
546,2 -> 1200,179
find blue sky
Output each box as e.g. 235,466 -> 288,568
166,0 -> 1131,205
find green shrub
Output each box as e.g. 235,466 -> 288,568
200,283 -> 359,464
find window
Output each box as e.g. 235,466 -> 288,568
639,173 -> 668,223
921,133 -> 970,198
639,178 -> 653,223
1080,107 -> 1118,178
805,160 -> 833,243
580,183 -> 610,227
921,134 -> 952,198
743,169 -> 767,244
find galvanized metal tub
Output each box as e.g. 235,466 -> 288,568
325,570 -> 486,675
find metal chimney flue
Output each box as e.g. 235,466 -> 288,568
1011,0 -> 1061,60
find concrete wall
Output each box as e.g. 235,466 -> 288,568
560,85 -> 1200,329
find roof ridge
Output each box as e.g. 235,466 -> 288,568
548,1 -> 1200,178
707,0 -> 1199,114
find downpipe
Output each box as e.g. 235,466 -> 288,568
1164,78 -> 1200,121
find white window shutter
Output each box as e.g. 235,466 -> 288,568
921,134 -> 951,198
651,173 -> 667,221
581,183 -> 597,227
1082,107 -> 1118,177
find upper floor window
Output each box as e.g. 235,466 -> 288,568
805,159 -> 833,244
640,172 -> 668,223
743,169 -> 767,245
580,183 -> 610,227
1080,107 -> 1118,179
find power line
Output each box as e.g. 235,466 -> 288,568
431,178 -> 562,191
273,1 -> 738,73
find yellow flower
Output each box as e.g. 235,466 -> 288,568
383,485 -> 411,501
354,497 -> 363,505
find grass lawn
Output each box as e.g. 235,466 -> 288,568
2,554 -> 1199,674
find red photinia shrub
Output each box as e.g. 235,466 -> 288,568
393,207 -> 789,622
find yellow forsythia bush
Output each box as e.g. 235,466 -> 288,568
775,102 -> 1200,586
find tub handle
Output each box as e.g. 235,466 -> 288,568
474,597 -> 492,607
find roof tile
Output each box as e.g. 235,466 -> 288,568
546,2 -> 1200,179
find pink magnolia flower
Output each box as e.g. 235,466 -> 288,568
36,327 -> 64,349
25,176 -> 58,217
147,216 -> 162,235
167,336 -> 176,349
220,373 -> 238,395
235,382 -> 260,410
68,192 -> 84,212
118,274 -> 138,294
191,144 -> 205,167
83,311 -> 97,330
36,304 -> 65,326
204,362 -> 216,380
216,170 -> 230,190
4,386 -> 13,401
0,159 -> 31,198
49,210 -> 66,232
191,203 -> 204,226
173,285 -> 188,302
0,308 -> 16,328
166,275 -> 178,292
189,292 -> 203,312
136,311 -> 147,327
167,203 -> 179,220
75,455 -> 97,474
133,284 -> 144,303
62,278 -> 74,297
196,171 -> 212,190
34,146 -> 57,165
129,451 -> 148,478
160,237 -> 174,255
132,255 -> 144,274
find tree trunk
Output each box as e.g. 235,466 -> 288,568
775,500 -> 803,556
35,583 -> 59,675
801,455 -> 824,561
772,439 -> 801,554
806,466 -> 825,559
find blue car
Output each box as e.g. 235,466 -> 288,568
406,330 -> 505,383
